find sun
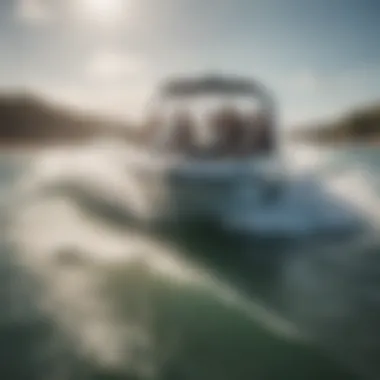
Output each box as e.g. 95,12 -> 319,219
73,0 -> 127,25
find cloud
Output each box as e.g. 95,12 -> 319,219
291,64 -> 380,96
35,76 -> 152,122
16,0 -> 134,30
67,0 -> 129,27
282,63 -> 380,126
86,50 -> 148,82
16,0 -> 52,25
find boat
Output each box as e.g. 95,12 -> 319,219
108,72 -> 362,241
142,74 -> 277,157
135,73 -> 285,225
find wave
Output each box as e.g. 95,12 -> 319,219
3,138 -> 380,379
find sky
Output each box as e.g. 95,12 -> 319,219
1,0 -> 380,126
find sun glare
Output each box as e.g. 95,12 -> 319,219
72,0 -> 127,25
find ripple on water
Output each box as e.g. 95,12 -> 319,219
0,144 -> 370,379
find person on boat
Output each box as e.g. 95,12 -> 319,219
242,110 -> 260,154
243,110 -> 273,154
168,109 -> 197,154
210,105 -> 247,157
256,112 -> 273,153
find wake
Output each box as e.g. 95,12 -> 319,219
3,138 -> 380,379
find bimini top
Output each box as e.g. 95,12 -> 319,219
160,74 -> 272,100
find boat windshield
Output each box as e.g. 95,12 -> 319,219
141,76 -> 275,159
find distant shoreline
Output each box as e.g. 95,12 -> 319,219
0,141 -> 91,154
293,137 -> 380,148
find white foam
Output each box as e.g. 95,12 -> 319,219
7,139 -> 380,378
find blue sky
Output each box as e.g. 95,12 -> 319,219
1,0 -> 380,126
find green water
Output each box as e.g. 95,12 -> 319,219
1,146 -> 379,379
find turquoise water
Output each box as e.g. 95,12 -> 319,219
1,143 -> 380,380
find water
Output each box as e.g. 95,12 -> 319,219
1,140 -> 380,380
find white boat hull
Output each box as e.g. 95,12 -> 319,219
131,154 -> 362,236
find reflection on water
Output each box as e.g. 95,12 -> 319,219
1,141 -> 380,379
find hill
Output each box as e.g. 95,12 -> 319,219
0,93 -> 137,146
292,102 -> 380,145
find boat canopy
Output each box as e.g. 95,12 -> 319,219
158,74 -> 275,112
142,74 -> 277,157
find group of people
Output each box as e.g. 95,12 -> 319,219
141,105 -> 274,157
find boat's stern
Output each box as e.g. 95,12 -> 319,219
163,157 -> 284,224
